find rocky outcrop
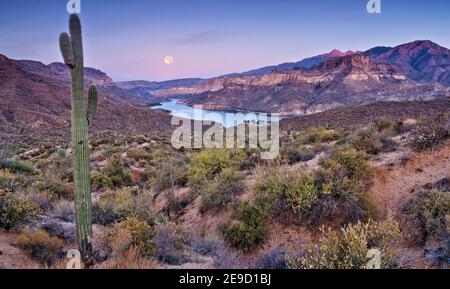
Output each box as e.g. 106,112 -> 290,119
179,54 -> 447,115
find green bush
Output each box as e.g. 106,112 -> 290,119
153,155 -> 188,192
351,127 -> 383,155
219,201 -> 268,251
127,148 -> 151,162
314,146 -> 373,221
0,160 -> 34,174
296,127 -> 341,145
256,168 -> 320,217
291,216 -> 401,269
405,190 -> 450,241
281,147 -> 316,165
188,149 -> 245,193
92,188 -> 155,226
31,178 -> 74,200
104,217 -> 156,258
0,189 -> 41,230
201,169 -> 245,212
16,230 -> 64,266
255,146 -> 372,226
92,155 -> 134,190
320,146 -> 372,182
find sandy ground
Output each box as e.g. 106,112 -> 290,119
368,140 -> 450,218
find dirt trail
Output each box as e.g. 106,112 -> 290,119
0,231 -> 41,269
368,140 -> 450,218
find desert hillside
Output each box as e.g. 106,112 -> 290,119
1,109 -> 448,269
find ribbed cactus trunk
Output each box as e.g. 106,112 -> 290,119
59,14 -> 98,263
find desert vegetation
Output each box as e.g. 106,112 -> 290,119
0,113 -> 449,269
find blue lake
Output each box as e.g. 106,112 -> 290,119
150,99 -> 282,128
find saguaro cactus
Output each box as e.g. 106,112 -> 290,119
59,14 -> 98,261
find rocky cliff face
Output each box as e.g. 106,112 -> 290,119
179,54 -> 447,115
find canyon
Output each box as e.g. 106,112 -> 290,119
151,40 -> 450,114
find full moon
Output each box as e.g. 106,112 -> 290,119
164,56 -> 174,65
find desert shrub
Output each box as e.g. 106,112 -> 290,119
41,220 -> 76,243
0,159 -> 34,174
315,161 -> 367,198
162,189 -> 191,217
351,127 -> 383,155
409,114 -> 449,151
0,169 -> 18,190
97,247 -> 156,269
153,155 -> 188,192
291,216 -> 401,269
200,169 -> 244,212
313,147 -> 373,221
239,148 -> 267,169
254,248 -> 288,269
281,147 -> 316,165
0,189 -> 41,230
281,172 -> 319,217
256,147 -> 372,226
127,148 -> 151,162
254,167 -> 321,219
92,155 -> 134,190
16,230 -> 64,266
188,149 -> 245,192
213,244 -> 246,269
153,224 -> 187,265
104,217 -> 156,257
92,188 -> 155,226
372,118 -> 395,133
31,178 -> 74,201
296,127 -> 341,145
320,145 -> 372,183
103,146 -> 122,158
405,190 -> 449,241
308,194 -> 366,227
26,189 -> 52,211
219,201 -> 268,251
190,234 -> 223,256
380,137 -> 398,153
52,200 -> 75,223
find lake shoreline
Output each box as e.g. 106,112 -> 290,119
149,99 -> 290,128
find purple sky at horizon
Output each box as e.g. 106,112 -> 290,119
0,0 -> 449,82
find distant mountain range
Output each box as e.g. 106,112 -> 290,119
152,40 -> 450,114
1,40 -> 449,139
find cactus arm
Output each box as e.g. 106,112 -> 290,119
59,33 -> 75,68
86,85 -> 99,125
